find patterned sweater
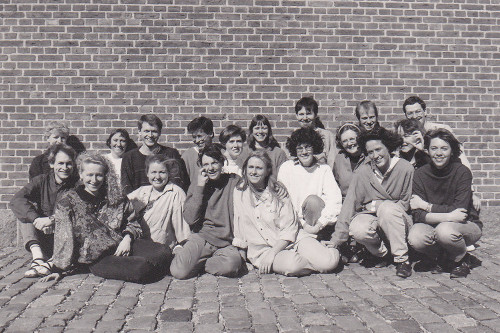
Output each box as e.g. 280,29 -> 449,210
52,186 -> 142,271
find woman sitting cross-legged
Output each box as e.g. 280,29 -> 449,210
233,150 -> 339,275
408,129 -> 482,278
41,153 -> 171,283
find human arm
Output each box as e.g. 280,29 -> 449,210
121,199 -> 142,241
182,169 -> 208,226
259,239 -> 290,274
172,189 -> 191,244
430,167 -> 473,214
316,166 -> 343,229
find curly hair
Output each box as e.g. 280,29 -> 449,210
424,128 -> 462,160
403,96 -> 426,115
106,129 -> 134,152
197,143 -> 226,167
335,123 -> 361,151
219,124 -> 247,146
247,115 -> 280,150
358,127 -> 402,155
286,127 -> 324,157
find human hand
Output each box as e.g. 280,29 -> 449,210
447,208 -> 467,223
33,217 -> 54,232
410,195 -> 428,211
197,168 -> 209,186
320,240 -> 339,249
39,272 -> 62,282
472,193 -> 481,212
363,201 -> 377,213
114,235 -> 132,256
274,182 -> 288,201
412,132 -> 424,151
303,223 -> 321,235
259,250 -> 276,274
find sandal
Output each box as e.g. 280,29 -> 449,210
24,258 -> 46,278
34,258 -> 53,277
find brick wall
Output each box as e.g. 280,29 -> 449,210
1,0 -> 499,208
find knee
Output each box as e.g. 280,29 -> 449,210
302,195 -> 325,226
169,257 -> 192,280
435,223 -> 462,245
408,225 -> 433,250
377,201 -> 405,224
313,247 -> 340,273
349,218 -> 373,243
205,254 -> 242,277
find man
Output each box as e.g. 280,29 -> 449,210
121,114 -> 188,194
355,100 -> 382,134
181,116 -> 214,185
330,128 -> 414,278
402,96 -> 480,210
11,144 -> 78,278
170,144 -> 243,279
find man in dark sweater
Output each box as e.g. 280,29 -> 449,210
170,144 -> 243,279
11,144 -> 78,278
121,114 -> 188,194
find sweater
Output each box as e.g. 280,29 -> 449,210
121,145 -> 188,194
330,158 -> 414,246
333,151 -> 367,198
253,146 -> 288,178
412,161 -> 481,228
29,151 -> 51,180
183,173 -> 240,248
181,147 -> 201,186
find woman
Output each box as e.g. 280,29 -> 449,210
333,123 -> 366,199
247,115 -> 288,177
408,129 -> 482,278
278,127 -> 342,239
233,150 -> 339,275
394,118 -> 430,169
41,153 -> 170,283
219,124 -> 249,176
104,129 -> 135,184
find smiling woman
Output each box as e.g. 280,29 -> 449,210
104,129 -> 135,185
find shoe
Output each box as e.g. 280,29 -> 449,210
450,256 -> 470,278
431,262 -> 446,274
396,261 -> 412,278
24,258 -> 52,278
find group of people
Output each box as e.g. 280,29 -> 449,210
10,95 -> 482,284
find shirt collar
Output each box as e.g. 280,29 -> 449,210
372,156 -> 400,181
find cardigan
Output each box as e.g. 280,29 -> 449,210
333,151 -> 367,198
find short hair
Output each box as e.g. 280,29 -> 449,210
44,121 -> 69,139
403,96 -> 426,114
286,127 -> 324,157
219,125 -> 247,146
335,123 -> 361,151
106,129 -> 133,149
358,127 -> 402,155
138,114 -> 163,131
198,143 -> 226,166
47,143 -> 77,165
247,115 -> 280,150
145,154 -> 181,181
76,152 -> 109,176
295,96 -> 318,115
424,128 -> 462,159
394,118 -> 425,136
355,100 -> 379,120
187,116 -> 214,135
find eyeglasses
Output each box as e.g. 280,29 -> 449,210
296,145 -> 314,153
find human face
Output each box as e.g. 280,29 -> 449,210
252,122 -> 269,146
428,137 -> 452,169
147,162 -> 169,191
358,108 -> 377,132
246,157 -> 268,189
80,162 -> 106,196
50,151 -> 74,184
365,140 -> 391,174
201,155 -> 223,181
47,130 -> 68,146
296,143 -> 315,167
225,135 -> 243,160
139,123 -> 160,148
296,107 -> 317,129
109,132 -> 127,158
340,129 -> 360,156
400,130 -> 423,153
192,129 -> 212,150
405,103 -> 426,123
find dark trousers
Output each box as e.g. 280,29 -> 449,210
89,239 -> 172,284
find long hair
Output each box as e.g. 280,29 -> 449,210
247,115 -> 280,150
236,150 -> 285,201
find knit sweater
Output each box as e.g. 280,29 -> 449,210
181,147 -> 200,186
333,151 -> 367,198
412,161 -> 481,228
183,173 -> 240,248
330,158 -> 414,246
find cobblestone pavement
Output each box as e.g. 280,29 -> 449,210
1,210 -> 499,333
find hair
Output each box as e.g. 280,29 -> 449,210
47,143 -> 77,165
295,96 -> 318,115
138,114 -> 163,131
236,150 -> 285,201
358,127 -> 403,155
355,100 -> 379,120
286,127 -> 324,157
187,116 -> 214,135
394,118 -> 425,136
77,152 -> 109,176
335,123 -> 361,151
144,154 -> 182,185
403,96 -> 426,114
424,128 -> 462,160
247,115 -> 280,150
105,129 -> 133,150
44,121 -> 69,139
219,124 -> 247,146
197,143 -> 226,166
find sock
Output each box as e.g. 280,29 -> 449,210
29,244 -> 44,260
